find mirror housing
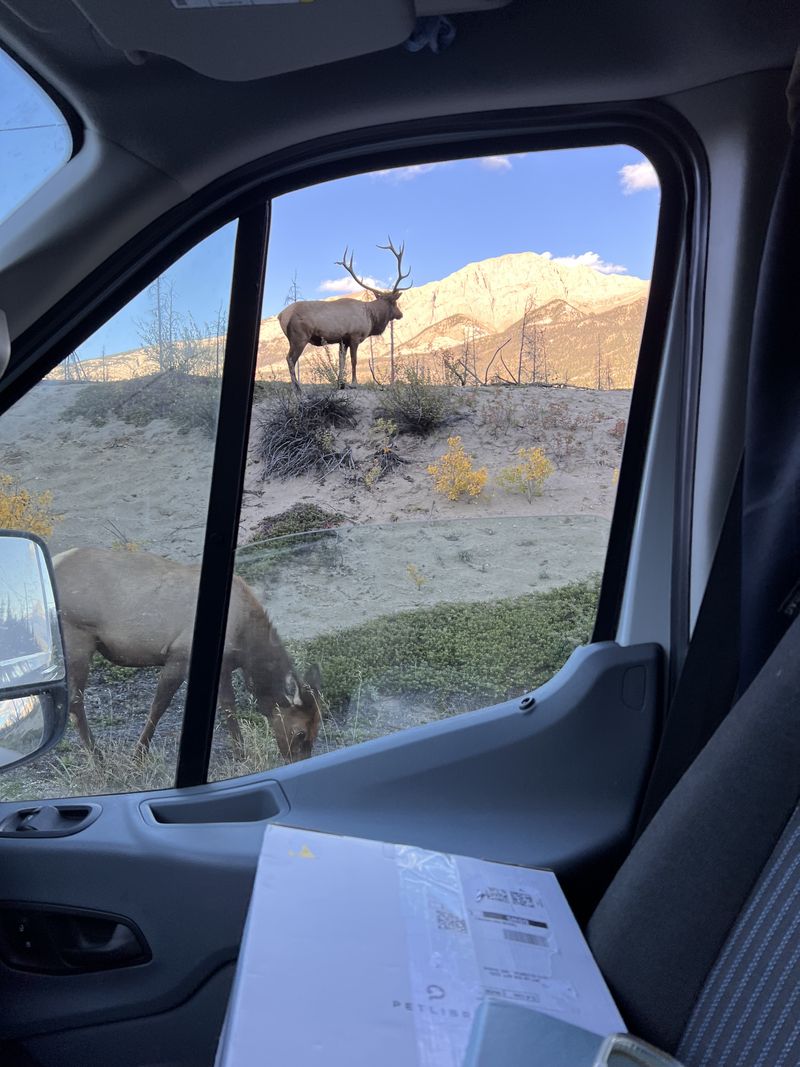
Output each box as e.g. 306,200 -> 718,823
0,532 -> 68,772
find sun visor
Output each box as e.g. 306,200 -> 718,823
68,0 -> 507,82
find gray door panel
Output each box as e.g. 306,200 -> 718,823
1,640 -> 660,1059
274,641 -> 661,877
21,965 -> 235,1067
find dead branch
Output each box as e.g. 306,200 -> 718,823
484,338 -> 510,384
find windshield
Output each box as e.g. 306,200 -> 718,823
0,50 -> 71,226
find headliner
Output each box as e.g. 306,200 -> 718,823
1,0 -> 799,192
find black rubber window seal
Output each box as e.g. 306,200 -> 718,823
175,202 -> 270,788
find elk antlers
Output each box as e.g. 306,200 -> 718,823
377,237 -> 412,293
336,237 -> 412,297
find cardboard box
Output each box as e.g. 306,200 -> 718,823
216,825 -> 624,1066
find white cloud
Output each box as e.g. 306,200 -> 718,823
373,162 -> 447,182
542,250 -> 628,275
478,155 -> 512,172
374,155 -> 519,180
619,160 -> 659,194
318,275 -> 384,294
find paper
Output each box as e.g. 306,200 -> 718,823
216,825 -> 624,1066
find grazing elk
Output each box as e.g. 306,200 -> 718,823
278,238 -> 412,393
53,547 -> 322,762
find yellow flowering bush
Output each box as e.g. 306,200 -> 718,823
427,436 -> 487,501
497,447 -> 554,502
0,475 -> 61,537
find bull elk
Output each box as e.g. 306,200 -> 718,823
53,547 -> 322,762
278,238 -> 412,393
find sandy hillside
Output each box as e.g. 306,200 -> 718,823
0,381 -> 628,640
0,381 -> 215,561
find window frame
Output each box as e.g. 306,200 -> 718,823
0,101 -> 707,789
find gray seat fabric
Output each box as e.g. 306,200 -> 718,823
588,51 -> 800,1062
586,614 -> 800,1054
677,802 -> 800,1066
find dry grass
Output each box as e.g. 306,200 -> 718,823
0,701 -> 374,799
254,390 -> 356,480
61,371 -> 220,437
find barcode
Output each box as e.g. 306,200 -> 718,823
510,890 -> 536,908
436,908 -> 467,933
503,929 -> 549,947
478,886 -> 509,903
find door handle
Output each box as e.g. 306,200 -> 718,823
0,803 -> 101,837
0,903 -> 150,974
50,912 -> 146,969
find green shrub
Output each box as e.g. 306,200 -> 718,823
61,371 -> 219,437
379,369 -> 453,435
292,577 -> 600,714
248,503 -> 346,543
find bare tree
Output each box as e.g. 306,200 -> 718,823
484,338 -> 510,384
540,333 -> 549,386
284,270 -> 303,307
368,336 -> 387,385
64,351 -> 88,382
177,314 -> 211,375
517,296 -> 533,383
209,301 -> 228,379
443,328 -> 474,386
441,326 -> 491,387
442,349 -> 468,386
137,277 -> 182,372
527,321 -> 547,385
495,294 -> 547,386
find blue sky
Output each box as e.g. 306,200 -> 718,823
262,148 -> 659,319
1,48 -> 660,362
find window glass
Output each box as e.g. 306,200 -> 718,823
207,146 -> 661,781
0,50 -> 71,225
0,222 -> 236,800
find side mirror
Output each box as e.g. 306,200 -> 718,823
0,532 -> 68,771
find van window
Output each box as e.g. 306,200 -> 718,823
0,223 -> 236,800
0,146 -> 661,797
0,50 -> 71,224
207,146 -> 661,780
